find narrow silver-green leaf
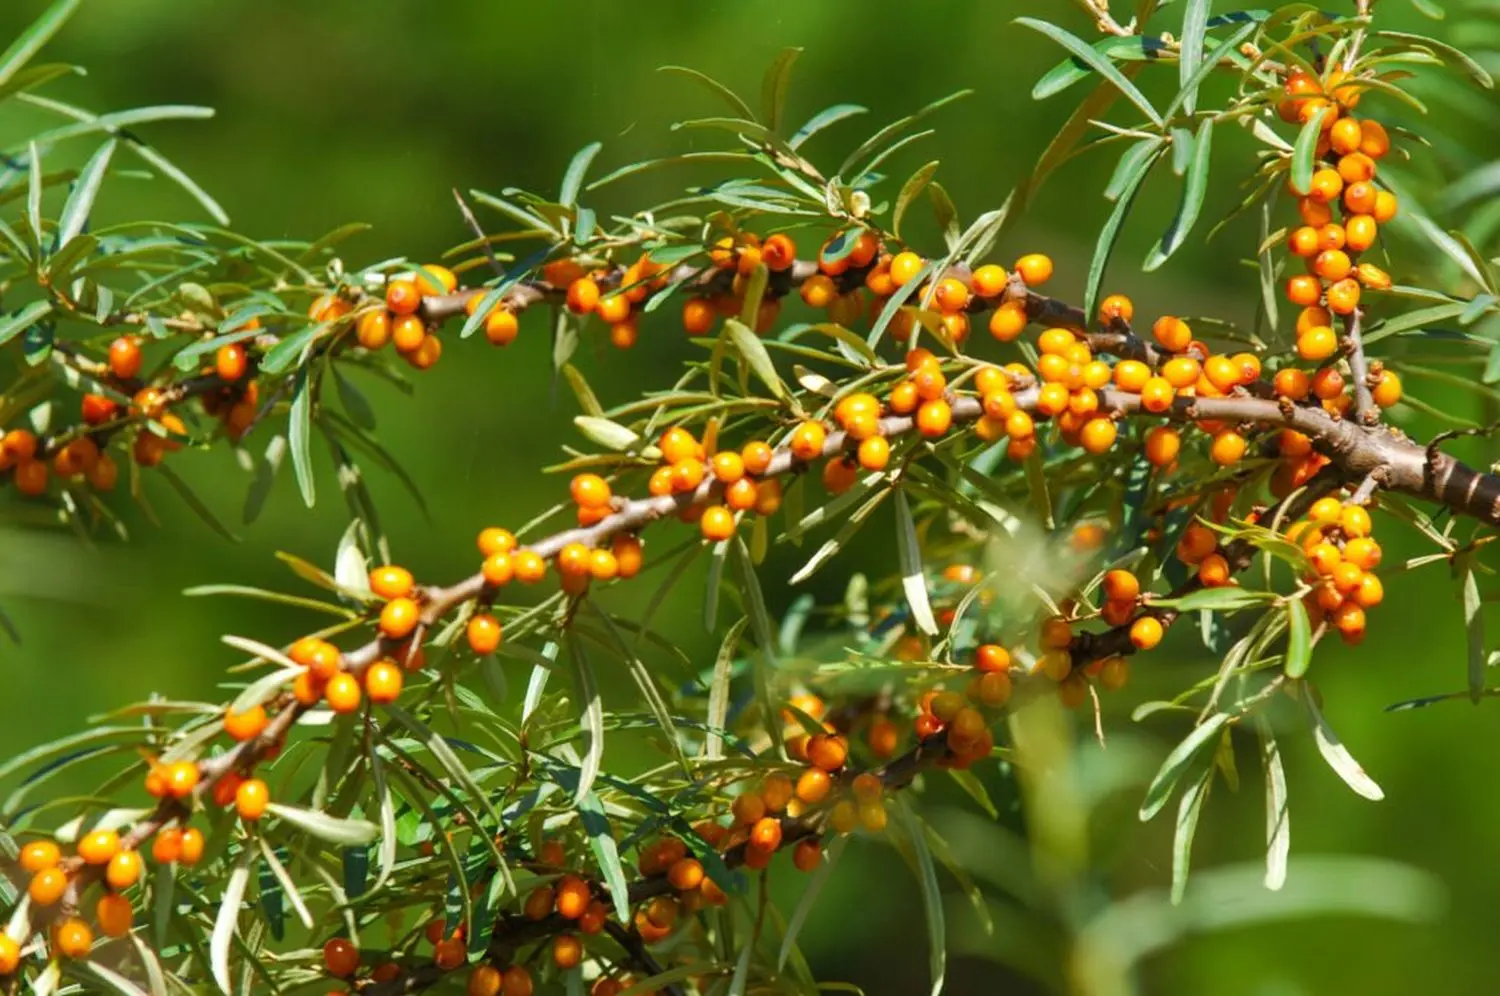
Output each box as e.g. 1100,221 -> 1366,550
1015,17 -> 1162,125
565,631 -> 604,804
895,797 -> 946,996
1140,712 -> 1232,821
1303,689 -> 1384,801
579,791 -> 631,923
706,617 -> 749,761
256,838 -> 313,929
1178,0 -> 1210,114
1463,559 -> 1484,703
1145,117 -> 1213,271
1170,768 -> 1212,905
289,371 -> 315,508
56,138 -> 114,248
0,0 -> 82,91
0,300 -> 52,347
559,141 -> 602,208
893,160 -> 939,239
760,47 -> 802,133
1085,140 -> 1162,324
265,803 -> 378,845
1285,598 -> 1312,679
210,850 -> 253,993
1290,105 -> 1331,196
894,488 -> 938,635
724,318 -> 792,403
1259,719 -> 1289,891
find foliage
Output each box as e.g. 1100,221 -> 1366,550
1,1 -> 1499,994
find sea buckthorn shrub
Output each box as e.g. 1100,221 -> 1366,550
2,1 -> 1500,994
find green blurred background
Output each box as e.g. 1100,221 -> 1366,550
2,1 -> 1499,993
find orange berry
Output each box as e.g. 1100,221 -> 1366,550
1144,426 -> 1180,467
700,505 -> 736,542
108,336 -> 143,379
434,937 -> 466,970
1210,431 -> 1247,466
889,251 -> 924,285
503,966 -> 534,996
357,309 -> 392,349
325,672 -> 362,713
790,421 -> 827,461
481,552 -> 514,587
1326,278 -> 1361,315
988,300 -> 1028,341
1097,294 -> 1133,325
750,816 -> 783,852
682,297 -> 715,335
916,399 -> 951,437
235,778 -> 269,821
972,264 -> 1008,297
1079,417 -> 1116,454
566,277 -> 600,315
151,828 -> 182,864
1298,325 -> 1338,361
55,919 -> 92,959
1285,274 -> 1322,307
369,565 -> 414,600
468,966 -> 503,996
1014,253 -> 1053,286
1130,615 -> 1163,650
365,660 -> 403,704
179,828 -> 204,865
385,279 -> 422,316
553,934 -> 582,969
1372,370 -> 1401,407
379,596 -> 420,639
29,866 -> 67,905
21,839 -> 60,873
467,612 -> 503,655
97,893 -> 133,938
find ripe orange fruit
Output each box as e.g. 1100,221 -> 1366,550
364,661 -> 403,704
1129,616 -> 1163,650
29,866 -> 67,905
916,399 -> 951,437
700,505 -> 735,542
55,918 -> 93,959
467,613 -> 502,655
105,848 -> 143,890
235,778 -> 269,821
0,931 -> 19,975
379,597 -> 420,639
385,279 -> 421,316
97,893 -> 133,938
108,336 -> 143,379
20,839 -> 60,872
325,673 -> 362,713
1014,253 -> 1053,286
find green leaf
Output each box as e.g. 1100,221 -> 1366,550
1463,558 -> 1484,703
0,300 -> 52,347
579,791 -> 631,923
1285,598 -> 1312,679
1290,104 -> 1332,195
706,617 -> 749,761
724,318 -> 793,404
257,839 -> 313,929
1377,30 -> 1492,89
1164,21 -> 1258,121
789,103 -> 867,149
79,959 -> 149,996
760,47 -> 802,133
171,326 -> 262,373
1032,36 -> 1164,99
264,803 -> 378,845
1362,301 -> 1470,344
1259,719 -> 1289,891
1178,0 -> 1210,114
895,797 -> 946,996
56,138 -> 114,248
559,141 -> 602,208
1140,712 -> 1232,821
1085,139 -> 1163,324
1155,587 -> 1277,612
1023,449 -> 1054,532
1015,17 -> 1162,125
368,748 -> 399,894
894,488 -> 938,635
1171,769 -> 1211,905
259,323 -> 321,373
838,89 -> 972,178
27,141 -> 43,248
127,140 -> 229,224
892,160 -> 939,240
289,370 -> 315,508
1145,117 -> 1213,271
210,849 -> 253,993
928,180 -> 961,252
564,631 -> 604,805
573,415 -> 657,457
0,0 -> 82,92
561,363 -> 602,418
658,65 -> 756,121
1303,689 -> 1384,801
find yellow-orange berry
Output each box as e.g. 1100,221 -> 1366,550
1014,253 -> 1053,286
105,848 -> 143,890
379,597 -> 420,639
97,893 -> 133,938
1130,615 -> 1163,650
55,919 -> 93,959
325,672 -> 362,713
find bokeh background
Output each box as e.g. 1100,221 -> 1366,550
2,1 -> 1499,993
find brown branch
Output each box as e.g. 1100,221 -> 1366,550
1342,309 -> 1378,424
